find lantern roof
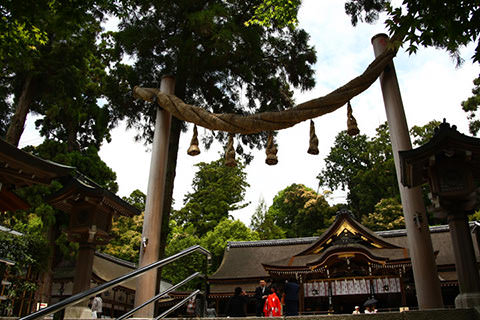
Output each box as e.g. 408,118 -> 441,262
399,120 -> 480,188
49,175 -> 140,217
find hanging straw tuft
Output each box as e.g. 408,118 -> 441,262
307,120 -> 319,155
347,101 -> 360,136
187,124 -> 201,156
265,132 -> 278,165
225,134 -> 237,167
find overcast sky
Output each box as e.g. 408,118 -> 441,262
19,0 -> 480,226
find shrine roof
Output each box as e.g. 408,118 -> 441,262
0,139 -> 74,187
211,217 -> 479,280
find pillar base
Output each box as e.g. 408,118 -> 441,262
64,306 -> 94,319
455,292 -> 480,308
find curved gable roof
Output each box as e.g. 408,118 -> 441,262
295,209 -> 402,257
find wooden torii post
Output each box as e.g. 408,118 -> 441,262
134,76 -> 175,318
371,33 -> 444,309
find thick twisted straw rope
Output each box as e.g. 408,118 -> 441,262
133,47 -> 395,134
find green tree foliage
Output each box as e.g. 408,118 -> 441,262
317,124 -> 398,217
250,198 -> 286,240
161,221 -> 203,286
173,159 -> 249,237
251,0 -> 479,64
112,0 -> 316,146
267,184 -> 336,238
202,219 -> 259,271
361,198 -> 405,231
0,231 -> 49,313
110,0 -> 317,261
245,0 -> 302,27
462,75 -> 480,135
102,213 -> 144,263
318,121 -> 440,219
161,219 -> 258,287
1,0 -> 117,147
100,190 -> 146,263
410,120 -> 442,146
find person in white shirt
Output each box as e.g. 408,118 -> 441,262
91,295 -> 103,318
352,306 -> 361,314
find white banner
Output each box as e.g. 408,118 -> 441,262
304,277 -> 400,297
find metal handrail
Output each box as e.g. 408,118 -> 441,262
20,245 -> 211,320
117,272 -> 202,320
155,289 -> 200,320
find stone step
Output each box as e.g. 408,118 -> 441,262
5,308 -> 479,320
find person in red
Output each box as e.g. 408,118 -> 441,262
263,286 -> 282,317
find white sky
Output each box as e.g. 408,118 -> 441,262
19,0 -> 480,226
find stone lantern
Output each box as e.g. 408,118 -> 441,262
399,120 -> 480,308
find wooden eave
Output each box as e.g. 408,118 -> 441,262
0,188 -> 29,211
0,139 -> 73,187
399,121 -> 480,188
306,248 -> 390,270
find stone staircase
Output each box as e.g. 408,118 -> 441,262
3,308 -> 480,320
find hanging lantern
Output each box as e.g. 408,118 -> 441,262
347,101 -> 360,136
225,134 -> 237,167
308,120 -> 319,155
265,132 -> 278,165
187,124 -> 201,156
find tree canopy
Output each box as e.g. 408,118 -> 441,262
250,197 -> 286,240
1,0 -> 117,148
173,158 -> 250,237
266,184 -> 337,238
462,75 -> 480,135
101,189 -> 146,263
317,120 -> 441,220
250,0 -> 480,64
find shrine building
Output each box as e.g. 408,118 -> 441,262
208,209 -> 480,315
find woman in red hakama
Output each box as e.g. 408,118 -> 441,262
264,287 -> 282,317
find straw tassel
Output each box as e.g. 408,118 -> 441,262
187,124 -> 201,156
347,101 -> 360,136
225,134 -> 237,167
265,132 -> 278,165
307,120 -> 319,155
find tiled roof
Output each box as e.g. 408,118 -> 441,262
226,223 -> 477,247
228,237 -> 318,248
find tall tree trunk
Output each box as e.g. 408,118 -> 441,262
6,74 -> 35,146
66,120 -> 79,152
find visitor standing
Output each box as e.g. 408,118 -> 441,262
264,286 -> 281,317
352,306 -> 361,314
91,294 -> 103,318
226,287 -> 248,317
254,280 -> 269,316
283,279 -> 299,316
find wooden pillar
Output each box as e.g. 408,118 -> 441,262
134,75 -> 175,317
72,242 -> 95,295
399,274 -> 407,307
371,34 -> 443,309
299,279 -> 305,314
448,212 -> 480,307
